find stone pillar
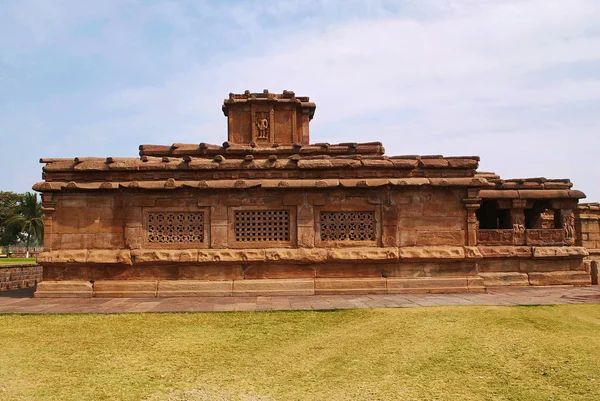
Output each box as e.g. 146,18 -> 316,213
41,193 -> 55,251
464,194 -> 481,246
511,199 -> 527,246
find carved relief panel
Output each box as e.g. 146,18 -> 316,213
251,105 -> 274,143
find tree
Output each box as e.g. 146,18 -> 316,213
5,192 -> 43,257
0,191 -> 24,251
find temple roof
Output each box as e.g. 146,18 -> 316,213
32,90 -> 587,199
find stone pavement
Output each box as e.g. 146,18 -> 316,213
1,286 -> 600,314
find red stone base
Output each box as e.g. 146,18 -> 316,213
34,271 -> 591,298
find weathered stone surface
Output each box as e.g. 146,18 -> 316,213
316,264 -> 383,278
197,250 -> 266,263
157,280 -> 233,297
93,280 -> 158,297
34,281 -> 93,298
244,264 -> 315,279
463,247 -> 483,259
232,279 -> 314,296
315,278 -> 387,295
327,248 -> 399,263
132,250 -> 199,264
38,250 -> 88,264
532,247 -> 589,258
87,250 -> 133,265
178,265 -> 242,280
479,272 -> 529,287
265,249 -> 327,264
398,246 -> 465,261
383,261 -> 477,278
477,246 -> 533,258
387,277 -> 479,293
528,271 -> 591,286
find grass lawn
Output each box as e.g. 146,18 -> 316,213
2,305 -> 600,400
0,258 -> 36,265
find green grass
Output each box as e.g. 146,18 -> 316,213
0,258 -> 36,265
2,305 -> 600,400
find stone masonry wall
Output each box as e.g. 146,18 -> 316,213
0,264 -> 42,291
576,203 -> 600,284
44,188 -> 468,251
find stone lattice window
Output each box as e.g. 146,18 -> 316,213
234,210 -> 290,242
320,211 -> 376,242
147,212 -> 205,244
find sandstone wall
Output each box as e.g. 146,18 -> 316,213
576,203 -> 600,284
44,188 -> 468,252
0,264 -> 42,291
47,193 -> 124,250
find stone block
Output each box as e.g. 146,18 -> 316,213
93,280 -> 158,297
399,246 -> 465,261
478,259 -> 520,273
399,217 -> 464,231
315,278 -> 386,294
463,246 -> 483,259
157,280 -> 233,297
132,249 -> 198,264
264,248 -> 327,264
467,277 -> 486,292
297,226 -> 316,248
244,264 -> 315,279
399,231 -> 418,247
532,247 -> 589,258
479,272 -> 529,287
34,281 -> 93,298
387,277 -> 469,294
178,265 -> 243,280
44,250 -> 89,264
528,271 -> 591,286
519,259 -> 570,273
477,246 -> 533,258
210,225 -> 229,248
233,278 -> 314,296
416,231 -> 464,246
327,247 -> 399,263
198,249 -> 265,263
87,249 -> 133,265
316,264 -> 383,278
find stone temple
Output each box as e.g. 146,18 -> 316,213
33,90 -> 600,297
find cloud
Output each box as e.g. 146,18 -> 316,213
0,0 -> 599,200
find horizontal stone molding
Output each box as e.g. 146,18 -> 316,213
158,280 -> 232,297
32,269 -> 593,297
479,189 -> 585,200
532,247 -> 589,258
327,247 -> 399,263
527,271 -> 591,286
37,246 -> 503,266
315,278 -> 387,295
33,177 -> 491,192
478,272 -> 529,287
265,248 -> 328,264
477,246 -> 533,258
93,280 -> 158,298
398,246 -> 466,261
34,281 -> 92,298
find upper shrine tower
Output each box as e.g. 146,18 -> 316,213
222,90 -> 316,146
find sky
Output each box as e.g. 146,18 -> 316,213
0,0 -> 599,200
